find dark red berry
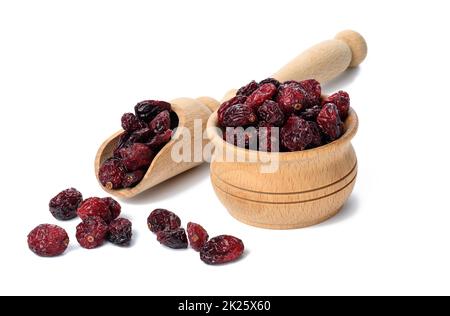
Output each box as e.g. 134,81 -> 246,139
157,228 -> 188,249
258,123 -> 279,152
299,79 -> 322,106
222,104 -> 257,127
76,216 -> 108,249
114,132 -> 131,158
107,218 -> 132,246
99,158 -> 126,190
317,103 -> 343,140
217,95 -> 248,126
277,83 -> 307,115
281,116 -> 314,151
308,121 -> 323,148
127,128 -> 154,144
187,222 -> 209,251
102,197 -> 121,220
299,105 -> 322,121
223,127 -> 258,150
49,188 -> 83,220
121,113 -> 146,132
122,170 -> 145,188
245,83 -> 277,110
134,100 -> 171,123
257,100 -> 285,126
200,235 -> 244,265
147,209 -> 181,233
27,224 -> 69,257
259,78 -> 281,88
118,143 -> 154,172
323,91 -> 350,120
236,80 -> 259,97
146,129 -> 173,150
149,110 -> 171,134
77,197 -> 111,223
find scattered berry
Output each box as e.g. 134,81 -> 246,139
107,218 -> 132,246
157,228 -> 188,249
27,224 -> 69,257
49,188 -> 83,220
77,197 -> 111,223
200,235 -> 244,265
147,209 -> 181,233
102,197 -> 121,220
76,216 -> 108,249
187,222 -> 209,251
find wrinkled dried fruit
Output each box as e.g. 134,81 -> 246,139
281,116 -> 314,151
187,222 -> 209,251
146,129 -> 173,150
149,110 -> 171,134
308,121 -> 323,148
258,123 -> 279,152
76,216 -> 108,249
277,83 -> 307,115
27,224 -> 69,257
259,78 -> 281,88
257,100 -> 285,126
107,218 -> 132,246
122,170 -> 145,188
99,158 -> 126,190
323,91 -> 350,120
147,209 -> 181,233
77,197 -> 111,223
300,79 -> 322,106
223,127 -> 258,150
49,188 -> 83,220
236,80 -> 259,97
299,105 -> 322,121
118,143 -> 154,172
102,197 -> 121,220
317,103 -> 343,140
200,235 -> 244,265
127,127 -> 154,144
134,100 -> 171,122
121,113 -> 146,132
157,228 -> 188,249
222,104 -> 257,127
218,95 -> 248,126
245,83 -> 277,110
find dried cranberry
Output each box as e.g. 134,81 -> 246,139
121,113 -> 146,132
299,79 -> 322,106
114,132 -> 131,157
49,188 -> 83,220
223,127 -> 258,150
323,91 -> 350,120
217,96 -> 248,126
77,197 -> 111,223
146,129 -> 173,150
308,121 -> 323,148
127,128 -> 154,145
99,158 -> 126,190
149,110 -> 170,134
76,216 -> 108,249
259,78 -> 281,88
299,105 -> 322,121
134,100 -> 171,123
122,170 -> 145,188
277,83 -> 307,115
147,209 -> 181,233
27,224 -> 69,257
102,197 -> 121,220
317,103 -> 343,140
281,116 -> 314,151
200,235 -> 244,265
187,222 -> 209,251
257,100 -> 285,126
118,143 -> 154,172
236,80 -> 259,97
258,123 -> 279,152
157,228 -> 188,249
245,83 -> 277,110
107,218 -> 132,246
221,104 -> 257,127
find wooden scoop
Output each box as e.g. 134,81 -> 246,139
95,30 -> 367,199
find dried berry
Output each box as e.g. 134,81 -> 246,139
99,158 -> 126,190
149,110 -> 171,134
299,79 -> 322,106
107,218 -> 132,246
76,216 -> 108,249
77,197 -> 111,223
308,121 -> 323,148
187,222 -> 209,251
257,100 -> 285,126
259,78 -> 281,88
245,83 -> 277,110
222,104 -> 257,127
170,111 -> 179,129
200,235 -> 244,265
277,83 -> 307,115
122,170 -> 145,188
49,188 -> 83,220
134,100 -> 171,123
146,129 -> 173,150
317,103 -> 343,140
217,95 -> 248,126
118,143 -> 154,172
147,209 -> 181,233
236,80 -> 259,97
27,224 -> 69,257
323,91 -> 350,119
157,228 -> 188,249
102,197 -> 121,220
114,132 -> 131,157
299,105 -> 322,121
121,113 -> 146,132
223,127 -> 258,150
258,123 -> 279,152
281,116 -> 314,151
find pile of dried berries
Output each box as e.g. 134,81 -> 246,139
99,100 -> 178,190
148,209 -> 244,265
218,78 -> 350,152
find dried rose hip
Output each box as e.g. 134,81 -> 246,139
147,209 -> 181,233
102,197 -> 121,220
149,110 -> 171,134
99,158 -> 126,190
107,218 -> 132,246
27,224 -> 69,257
121,113 -> 146,132
157,228 -> 188,249
76,216 -> 108,249
277,83 -> 307,115
200,235 -> 244,265
146,129 -> 173,150
257,100 -> 285,126
236,80 -> 259,97
281,116 -> 314,151
134,100 -> 171,122
245,83 -> 277,110
299,105 -> 322,121
317,103 -> 343,140
299,79 -> 322,106
222,104 -> 257,127
77,197 -> 111,223
259,78 -> 281,88
49,188 -> 83,220
323,90 -> 350,120
217,95 -> 247,126
122,170 -> 145,188
118,143 -> 154,172
187,222 -> 209,251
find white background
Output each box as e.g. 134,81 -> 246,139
1,0 -> 449,296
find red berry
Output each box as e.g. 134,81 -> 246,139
122,170 -> 146,188
118,143 -> 154,172
245,83 -> 277,110
77,197 -> 111,223
49,188 -> 83,220
121,113 -> 146,132
218,95 -> 248,126
323,90 -> 350,120
308,121 -> 323,148
276,82 -> 307,115
221,104 -> 257,127
157,228 -> 188,249
102,197 -> 121,220
299,79 -> 322,106
147,209 -> 181,233
99,158 -> 126,190
236,80 -> 259,97
149,110 -> 171,134
76,216 -> 108,249
317,103 -> 343,140
259,78 -> 281,88
187,222 -> 209,251
299,105 -> 322,121
27,224 -> 69,257
134,100 -> 171,123
107,218 -> 132,246
257,100 -> 285,126
200,235 -> 244,265
281,116 -> 314,151
146,129 -> 173,150
223,127 -> 258,149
